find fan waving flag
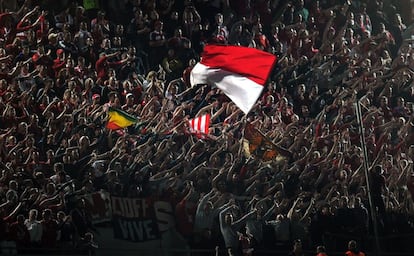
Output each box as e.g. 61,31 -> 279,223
243,122 -> 292,162
190,44 -> 277,114
188,114 -> 210,138
106,107 -> 138,130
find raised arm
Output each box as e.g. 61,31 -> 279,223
232,207 -> 257,230
287,197 -> 300,220
219,205 -> 234,230
263,201 -> 277,221
299,198 -> 315,222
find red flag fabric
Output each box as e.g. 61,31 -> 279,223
190,45 -> 277,114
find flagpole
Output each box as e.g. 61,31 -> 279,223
240,114 -> 249,158
354,100 -> 381,256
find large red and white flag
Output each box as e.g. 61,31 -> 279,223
190,45 -> 277,114
188,113 -> 211,138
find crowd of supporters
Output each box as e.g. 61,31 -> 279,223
0,0 -> 414,255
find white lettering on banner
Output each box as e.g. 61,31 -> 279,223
133,220 -> 144,240
111,197 -> 150,218
117,219 -> 156,242
119,219 -> 131,240
119,219 -> 136,241
111,197 -> 174,242
143,220 -> 156,239
124,199 -> 134,218
154,201 -> 175,232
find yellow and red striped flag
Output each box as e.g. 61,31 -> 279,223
106,107 -> 138,130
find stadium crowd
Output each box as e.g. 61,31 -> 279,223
0,0 -> 414,255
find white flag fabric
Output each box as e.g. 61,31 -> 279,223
188,113 -> 211,138
190,44 -> 277,114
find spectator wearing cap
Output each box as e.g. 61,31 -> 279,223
122,92 -> 135,112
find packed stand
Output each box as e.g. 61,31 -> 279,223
0,0 -> 413,255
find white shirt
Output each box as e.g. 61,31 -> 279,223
24,219 -> 43,242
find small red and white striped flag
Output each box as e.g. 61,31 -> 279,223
188,113 -> 211,138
